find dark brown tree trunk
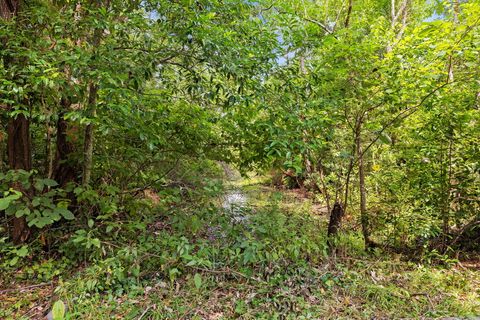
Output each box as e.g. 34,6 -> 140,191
328,202 -> 344,237
53,99 -> 79,187
2,0 -> 31,244
344,0 -> 353,27
45,122 -> 53,178
0,0 -> 18,19
327,202 -> 345,251
7,114 -> 32,244
0,124 -> 5,171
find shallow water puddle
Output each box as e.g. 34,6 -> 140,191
222,189 -> 249,224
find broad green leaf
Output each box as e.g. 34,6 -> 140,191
43,179 -> 58,187
194,273 -> 202,289
16,246 -> 29,257
55,207 -> 74,220
0,198 -> 12,211
52,300 -> 66,320
34,180 -> 44,191
378,132 -> 392,144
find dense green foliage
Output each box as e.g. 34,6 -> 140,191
242,0 -> 480,249
1,0 -> 479,318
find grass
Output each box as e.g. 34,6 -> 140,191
50,257 -> 480,319
1,177 -> 479,319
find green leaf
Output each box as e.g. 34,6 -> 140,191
0,190 -> 22,210
194,273 -> 202,289
50,209 -> 61,221
88,219 -> 94,228
378,132 -> 392,144
32,198 -> 41,207
91,238 -> 101,248
169,268 -> 180,282
0,198 -> 12,211
43,179 -> 58,187
15,208 -> 30,218
16,245 -> 29,257
37,216 -> 54,228
34,179 -> 44,191
55,207 -> 74,220
51,300 -> 66,320
9,256 -> 19,266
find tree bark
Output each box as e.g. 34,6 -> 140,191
54,98 -> 79,187
443,138 -> 453,235
343,127 -> 358,214
441,0 -> 458,245
0,0 -> 18,19
7,114 -> 32,244
45,121 -> 53,179
344,0 -> 353,28
2,0 -> 31,244
0,126 -> 5,171
356,130 -> 371,248
317,159 -> 331,213
82,82 -> 97,186
81,4 -> 103,186
327,201 -> 345,251
387,0 -> 409,52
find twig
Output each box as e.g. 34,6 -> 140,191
358,76 -> 476,163
137,306 -> 151,320
276,9 -> 338,38
0,282 -> 52,294
120,158 -> 180,194
450,218 -> 480,246
192,267 -> 266,283
411,292 -> 434,309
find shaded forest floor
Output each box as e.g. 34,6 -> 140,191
1,176 -> 479,319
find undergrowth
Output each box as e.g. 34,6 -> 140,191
1,178 -> 479,319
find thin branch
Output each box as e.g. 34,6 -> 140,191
276,9 -> 338,38
259,3 -> 274,13
120,158 -> 180,194
192,267 -> 266,283
360,77 -> 475,161
137,306 -> 152,320
303,16 -> 335,35
0,282 -> 52,294
344,0 -> 353,28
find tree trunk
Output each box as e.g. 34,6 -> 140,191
7,114 -> 32,244
54,101 -> 80,187
45,121 -> 53,178
0,125 -> 5,171
53,119 -> 78,187
317,159 -> 331,213
344,0 -> 353,27
0,0 -> 18,19
82,82 -> 97,186
81,9 -> 103,186
2,0 -> 30,245
356,131 -> 371,248
441,0 -> 457,246
327,201 -> 345,251
343,132 -> 358,214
